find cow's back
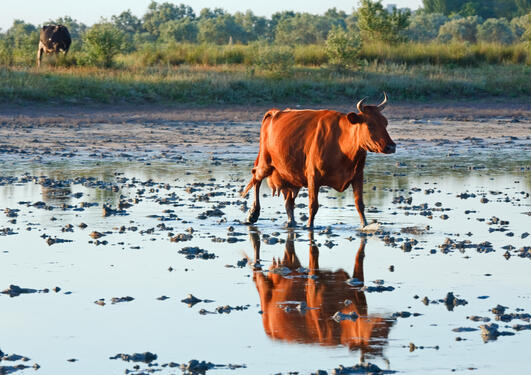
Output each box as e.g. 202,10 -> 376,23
262,109 -> 343,188
40,25 -> 71,51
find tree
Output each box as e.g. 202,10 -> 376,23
197,14 -> 246,44
233,11 -> 269,42
357,0 -> 411,43
159,18 -> 198,43
438,16 -> 481,43
275,13 -> 336,45
325,26 -> 362,69
510,13 -> 531,41
83,22 -> 126,67
477,18 -> 515,44
406,12 -> 448,41
422,0 -> 528,19
112,10 -> 142,35
143,2 -> 195,36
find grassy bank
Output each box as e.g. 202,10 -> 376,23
1,63 -> 529,105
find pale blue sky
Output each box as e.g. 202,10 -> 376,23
1,0 -> 423,31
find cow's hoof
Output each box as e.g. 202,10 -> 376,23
361,222 -> 380,232
247,209 -> 260,224
284,220 -> 297,228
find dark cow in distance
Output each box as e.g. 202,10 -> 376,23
242,93 -> 395,228
37,25 -> 71,67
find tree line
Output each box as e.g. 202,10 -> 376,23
0,0 -> 530,68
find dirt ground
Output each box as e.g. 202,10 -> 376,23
0,100 -> 529,153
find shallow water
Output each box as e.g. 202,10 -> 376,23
0,138 -> 530,375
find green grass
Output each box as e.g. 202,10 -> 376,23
1,63 -> 529,105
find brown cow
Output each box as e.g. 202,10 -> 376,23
242,94 -> 395,228
249,228 -> 395,363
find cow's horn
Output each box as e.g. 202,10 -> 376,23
356,97 -> 367,113
377,92 -> 388,111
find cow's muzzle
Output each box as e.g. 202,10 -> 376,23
384,144 -> 396,154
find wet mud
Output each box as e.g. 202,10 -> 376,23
0,111 -> 530,374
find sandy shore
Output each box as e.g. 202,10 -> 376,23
0,101 -> 529,155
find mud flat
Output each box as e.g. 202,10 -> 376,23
0,104 -> 529,374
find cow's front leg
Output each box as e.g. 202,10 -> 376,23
247,179 -> 262,223
283,190 -> 296,227
352,177 -> 368,228
307,181 -> 319,228
37,46 -> 43,67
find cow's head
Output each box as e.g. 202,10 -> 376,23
346,93 -> 396,154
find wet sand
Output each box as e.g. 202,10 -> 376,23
0,101 -> 530,155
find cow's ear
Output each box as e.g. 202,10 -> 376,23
347,112 -> 362,125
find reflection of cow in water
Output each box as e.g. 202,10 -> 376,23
250,229 -> 395,363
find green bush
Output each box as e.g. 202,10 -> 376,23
83,22 -> 126,67
438,16 -> 481,43
0,38 -> 14,66
325,26 -> 362,69
357,0 -> 411,44
477,18 -> 515,44
254,45 -> 294,75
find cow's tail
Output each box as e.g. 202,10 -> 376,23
241,109 -> 279,198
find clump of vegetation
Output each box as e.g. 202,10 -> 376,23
83,22 -> 126,67
253,45 -> 294,75
325,26 -> 362,69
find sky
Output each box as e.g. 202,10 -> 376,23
0,0 -> 423,31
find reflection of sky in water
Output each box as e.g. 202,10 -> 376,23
0,148 -> 529,374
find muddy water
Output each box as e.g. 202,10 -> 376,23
0,137 -> 530,375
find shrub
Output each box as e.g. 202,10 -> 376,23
0,38 -> 14,66
254,45 -> 294,75
357,0 -> 411,44
83,22 -> 126,67
325,26 -> 362,69
406,12 -> 448,42
511,13 -> 531,42
477,18 -> 515,44
438,16 -> 481,43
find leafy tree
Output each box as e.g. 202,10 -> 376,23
510,13 -> 531,41
112,10 -> 142,35
5,20 -> 39,64
275,13 -> 336,45
198,8 -> 227,20
197,14 -> 246,44
325,26 -> 362,69
477,18 -> 515,44
357,0 -> 411,43
143,1 -> 195,36
83,22 -> 126,67
6,19 -> 38,49
406,12 -> 448,41
438,16 -> 481,43
233,11 -> 269,42
423,0 -> 529,19
159,18 -> 198,43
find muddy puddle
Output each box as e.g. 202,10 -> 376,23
0,128 -> 530,375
